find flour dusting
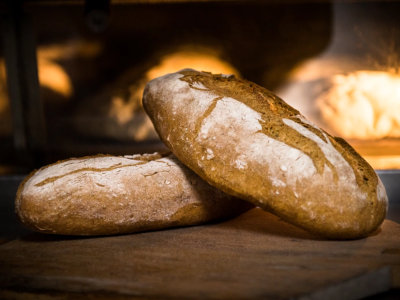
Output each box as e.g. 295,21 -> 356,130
196,96 -> 317,189
235,159 -> 248,170
206,148 -> 214,160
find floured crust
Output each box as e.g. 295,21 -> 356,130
15,152 -> 251,235
143,69 -> 388,239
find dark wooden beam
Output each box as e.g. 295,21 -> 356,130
2,1 -> 47,167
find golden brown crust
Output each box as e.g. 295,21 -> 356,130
15,153 -> 251,236
143,69 -> 388,239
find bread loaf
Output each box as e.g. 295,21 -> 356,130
16,152 -> 250,235
143,69 -> 388,239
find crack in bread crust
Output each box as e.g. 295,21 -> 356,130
34,162 -> 148,187
194,96 -> 223,141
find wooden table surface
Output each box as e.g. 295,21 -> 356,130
1,207 -> 400,300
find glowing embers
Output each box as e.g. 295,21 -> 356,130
316,71 -> 400,140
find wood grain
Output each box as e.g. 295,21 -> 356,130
0,208 -> 399,299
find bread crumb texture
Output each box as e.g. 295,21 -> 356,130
143,69 -> 388,239
15,153 -> 250,235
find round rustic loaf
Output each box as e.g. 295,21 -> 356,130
143,69 -> 388,239
16,153 -> 250,235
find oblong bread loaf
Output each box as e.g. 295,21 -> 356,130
16,153 -> 251,235
143,69 -> 388,239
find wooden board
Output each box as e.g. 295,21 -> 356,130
0,208 -> 400,299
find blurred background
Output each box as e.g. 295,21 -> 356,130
1,0 -> 400,175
